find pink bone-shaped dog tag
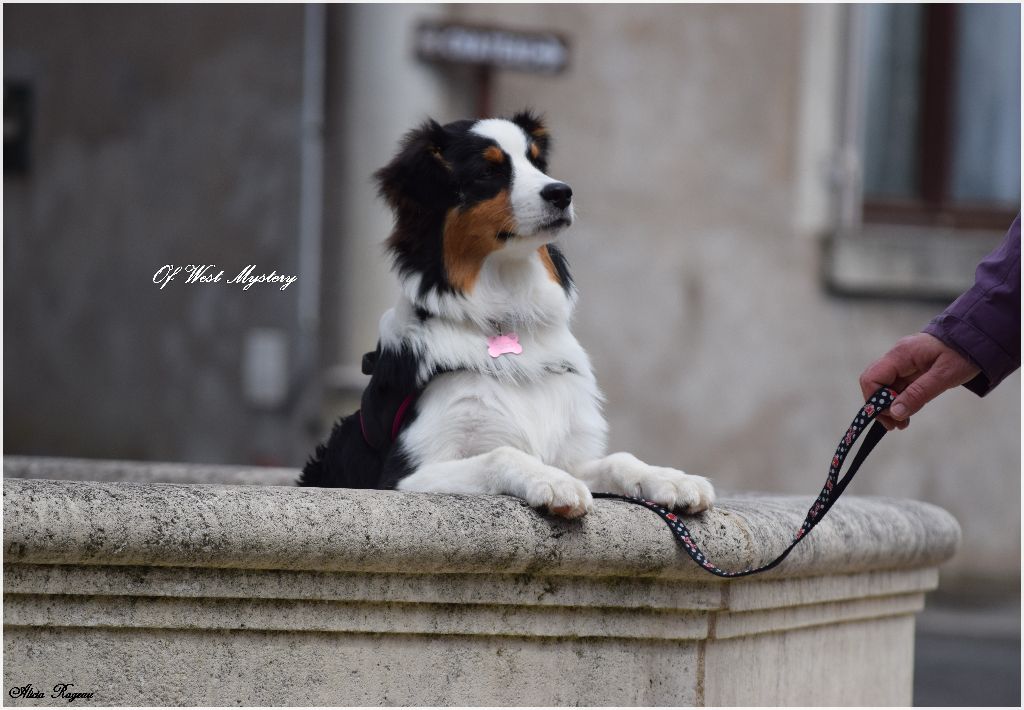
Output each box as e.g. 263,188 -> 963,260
487,333 -> 523,358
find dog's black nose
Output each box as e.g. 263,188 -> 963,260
541,182 -> 573,210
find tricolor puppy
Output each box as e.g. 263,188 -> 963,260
300,111 -> 715,518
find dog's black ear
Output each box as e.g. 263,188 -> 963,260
511,109 -> 551,157
374,119 -> 454,212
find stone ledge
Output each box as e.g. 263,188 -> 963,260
2,458 -> 962,705
3,474 -> 960,581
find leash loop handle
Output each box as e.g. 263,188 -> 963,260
594,387 -> 897,578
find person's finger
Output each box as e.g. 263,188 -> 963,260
859,358 -> 901,401
874,412 -> 909,431
859,341 -> 923,401
889,368 -> 950,420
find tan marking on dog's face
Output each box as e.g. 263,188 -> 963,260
528,143 -> 540,160
537,245 -> 562,286
483,145 -> 505,164
443,190 -> 515,293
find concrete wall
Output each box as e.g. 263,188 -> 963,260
3,5 -> 1018,585
3,5 -> 306,464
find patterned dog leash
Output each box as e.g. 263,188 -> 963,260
593,386 -> 897,578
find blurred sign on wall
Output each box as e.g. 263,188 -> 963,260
415,21 -> 569,74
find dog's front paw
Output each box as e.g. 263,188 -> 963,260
523,470 -> 594,519
599,452 -> 715,513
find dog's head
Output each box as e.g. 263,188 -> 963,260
375,111 -> 573,295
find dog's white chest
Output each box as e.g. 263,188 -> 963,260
400,368 -> 606,471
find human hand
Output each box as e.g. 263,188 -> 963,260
859,333 -> 981,430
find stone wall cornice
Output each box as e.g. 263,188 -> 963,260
3,471 -> 960,580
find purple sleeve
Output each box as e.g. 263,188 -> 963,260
922,215 -> 1021,396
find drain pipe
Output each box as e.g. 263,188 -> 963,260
298,3 -> 326,359
292,3 -> 327,454
834,4 -> 866,235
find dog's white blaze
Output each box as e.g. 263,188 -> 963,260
470,119 -> 573,236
